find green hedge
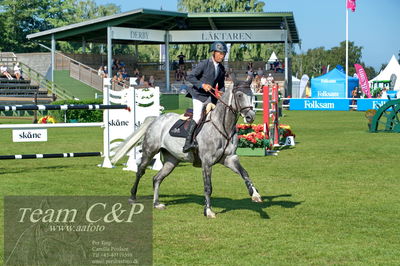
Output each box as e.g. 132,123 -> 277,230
49,99 -> 103,123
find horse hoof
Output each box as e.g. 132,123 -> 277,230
252,195 -> 263,203
205,208 -> 216,219
154,203 -> 166,210
128,198 -> 136,204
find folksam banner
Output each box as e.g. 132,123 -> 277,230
354,64 -> 372,98
357,99 -> 389,111
289,99 -> 350,111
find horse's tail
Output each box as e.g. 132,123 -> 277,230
111,116 -> 157,164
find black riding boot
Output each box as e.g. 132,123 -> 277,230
182,120 -> 198,153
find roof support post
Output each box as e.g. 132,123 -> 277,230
284,29 -> 289,97
107,26 -> 112,80
51,34 -> 55,84
165,31 -> 170,92
102,26 -> 112,168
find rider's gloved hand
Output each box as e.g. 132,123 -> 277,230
202,84 -> 212,92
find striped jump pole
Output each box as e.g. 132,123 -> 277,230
0,152 -> 102,160
0,104 -> 129,111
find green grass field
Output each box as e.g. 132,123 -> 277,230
0,110 -> 399,265
54,70 -> 102,100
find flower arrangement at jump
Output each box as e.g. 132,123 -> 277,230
236,123 -> 296,151
278,124 -> 296,144
237,124 -> 270,149
38,115 -> 56,124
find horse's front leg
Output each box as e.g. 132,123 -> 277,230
222,155 -> 262,203
202,164 -> 216,218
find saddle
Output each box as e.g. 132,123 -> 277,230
168,103 -> 215,138
169,109 -> 194,138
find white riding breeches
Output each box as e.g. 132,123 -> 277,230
192,97 -> 211,123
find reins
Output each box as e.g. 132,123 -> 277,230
206,86 -> 253,141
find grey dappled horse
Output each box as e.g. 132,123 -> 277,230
111,79 -> 262,218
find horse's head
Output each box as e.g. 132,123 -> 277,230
230,78 -> 256,123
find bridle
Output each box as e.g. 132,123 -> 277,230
208,87 -> 254,117
207,87 -> 254,141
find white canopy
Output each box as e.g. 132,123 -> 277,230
268,51 -> 278,62
370,55 -> 400,90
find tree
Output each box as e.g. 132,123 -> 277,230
0,0 -> 120,53
291,41 -> 376,78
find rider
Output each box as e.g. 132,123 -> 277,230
183,41 -> 227,153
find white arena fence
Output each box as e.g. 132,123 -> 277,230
0,78 -> 162,171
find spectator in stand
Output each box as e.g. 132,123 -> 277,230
13,63 -> 22,80
247,68 -> 253,77
251,76 -> 262,93
133,68 -> 140,77
103,66 -> 108,78
1,64 -> 13,80
176,68 -> 186,81
117,71 -> 124,84
148,75 -> 155,87
98,66 -> 105,78
273,59 -> 279,72
178,52 -> 186,66
256,67 -> 264,77
121,67 -> 129,80
247,61 -> 253,72
139,75 -> 146,86
260,74 -> 267,87
112,59 -> 121,71
112,74 -> 118,84
266,73 -> 274,87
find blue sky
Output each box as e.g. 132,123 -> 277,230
95,0 -> 400,71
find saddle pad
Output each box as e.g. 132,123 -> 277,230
169,119 -> 190,138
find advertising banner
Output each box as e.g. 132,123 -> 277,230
354,64 -> 372,98
356,99 -> 389,111
290,99 -> 350,111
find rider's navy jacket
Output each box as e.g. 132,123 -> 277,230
186,58 -> 225,104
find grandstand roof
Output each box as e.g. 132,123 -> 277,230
27,8 -> 300,44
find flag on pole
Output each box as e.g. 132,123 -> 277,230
347,0 -> 356,12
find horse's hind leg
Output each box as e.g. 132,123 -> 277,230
129,148 -> 158,203
153,150 -> 179,210
222,155 -> 262,203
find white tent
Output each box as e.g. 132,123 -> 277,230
267,51 -> 278,63
370,55 -> 400,91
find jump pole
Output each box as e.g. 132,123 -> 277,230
0,152 -> 102,160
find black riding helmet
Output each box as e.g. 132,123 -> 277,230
210,41 -> 228,53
